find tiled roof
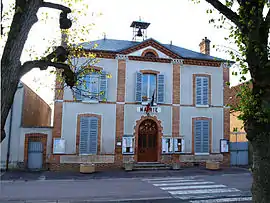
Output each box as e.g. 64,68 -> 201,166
229,81 -> 253,109
79,38 -> 228,62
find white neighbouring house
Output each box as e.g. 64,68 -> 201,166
49,21 -> 233,171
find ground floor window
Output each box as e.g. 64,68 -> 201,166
79,116 -> 98,154
194,119 -> 210,154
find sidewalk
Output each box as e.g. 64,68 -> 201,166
1,167 -> 250,182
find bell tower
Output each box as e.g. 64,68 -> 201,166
130,18 -> 150,42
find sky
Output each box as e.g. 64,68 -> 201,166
2,0 -> 250,107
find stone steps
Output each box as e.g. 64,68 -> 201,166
133,162 -> 171,170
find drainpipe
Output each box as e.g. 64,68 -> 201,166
6,102 -> 13,171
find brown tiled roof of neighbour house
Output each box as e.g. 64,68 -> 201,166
21,83 -> 52,127
229,81 -> 253,110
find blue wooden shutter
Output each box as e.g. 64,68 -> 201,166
196,77 -> 202,105
99,71 -> 108,101
202,120 -> 210,153
89,117 -> 98,154
194,120 -> 202,153
157,74 -> 165,103
79,117 -> 89,154
135,72 -> 143,102
75,85 -> 82,100
202,77 -> 209,105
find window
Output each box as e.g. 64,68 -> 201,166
195,76 -> 209,105
135,72 -> 165,104
79,116 -> 98,154
144,52 -> 156,58
194,119 -> 210,154
173,138 -> 185,153
75,71 -> 108,101
162,137 -> 173,153
142,74 -> 157,102
122,136 -> 135,154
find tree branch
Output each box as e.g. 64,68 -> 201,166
205,0 -> 241,28
21,60 -> 76,87
41,2 -> 71,13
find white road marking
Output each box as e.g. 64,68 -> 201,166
143,176 -> 197,181
161,184 -> 226,190
148,179 -> 203,184
169,188 -> 240,195
153,181 -> 214,186
190,196 -> 252,203
177,193 -> 244,200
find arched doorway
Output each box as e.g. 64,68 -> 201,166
138,119 -> 158,162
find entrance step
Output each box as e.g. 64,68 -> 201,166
133,162 -> 171,170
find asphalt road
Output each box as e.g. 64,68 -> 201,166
0,171 -> 252,203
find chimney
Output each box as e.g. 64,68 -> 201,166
199,37 -> 211,55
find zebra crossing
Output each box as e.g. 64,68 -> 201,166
142,176 -> 252,202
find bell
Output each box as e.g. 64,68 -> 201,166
137,28 -> 143,37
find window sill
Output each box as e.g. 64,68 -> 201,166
142,101 -> 157,106
194,153 -> 210,156
122,152 -> 135,155
81,100 -> 99,104
196,104 -> 209,108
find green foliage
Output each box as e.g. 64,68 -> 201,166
194,0 -> 270,131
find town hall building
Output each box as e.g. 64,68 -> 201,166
49,21 -> 232,171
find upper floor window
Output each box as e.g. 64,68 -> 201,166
142,74 -> 156,102
195,76 -> 209,105
141,49 -> 159,58
144,52 -> 157,58
75,71 -> 108,102
79,116 -> 98,155
135,72 -> 165,104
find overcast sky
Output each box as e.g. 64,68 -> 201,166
2,0 -> 248,106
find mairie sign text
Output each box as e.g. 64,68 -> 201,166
136,106 -> 161,113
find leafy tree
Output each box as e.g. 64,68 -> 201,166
0,0 -> 98,142
193,0 -> 269,202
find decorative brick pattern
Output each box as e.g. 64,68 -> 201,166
192,74 -> 212,105
184,60 -> 221,67
172,106 -> 180,137
76,114 -> 102,154
24,133 -> 47,169
114,104 -> 124,165
128,56 -> 171,63
51,102 -> 63,154
133,116 -> 163,162
223,108 -> 230,166
140,70 -> 160,75
120,40 -> 180,59
223,67 -> 230,106
192,117 -> 212,154
173,63 -> 180,104
141,48 -> 159,57
117,59 -> 126,102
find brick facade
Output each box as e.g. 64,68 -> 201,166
48,42 -> 231,171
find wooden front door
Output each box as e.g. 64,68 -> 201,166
138,119 -> 158,162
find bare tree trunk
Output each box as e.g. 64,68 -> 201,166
1,0 -> 40,142
251,133 -> 270,203
1,62 -> 21,142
